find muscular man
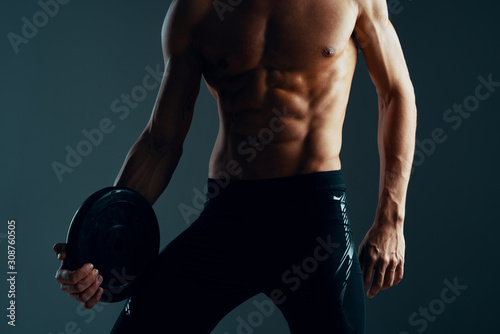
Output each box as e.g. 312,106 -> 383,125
54,0 -> 416,332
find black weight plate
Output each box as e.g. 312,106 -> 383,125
65,187 -> 159,303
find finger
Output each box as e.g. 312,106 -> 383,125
381,265 -> 396,290
61,269 -> 99,294
70,274 -> 103,304
368,256 -> 389,298
393,262 -> 404,286
53,243 -> 67,260
83,287 -> 104,310
367,268 -> 385,298
55,263 -> 94,284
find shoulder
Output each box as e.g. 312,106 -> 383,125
162,0 -> 213,54
353,0 -> 390,25
164,0 -> 213,29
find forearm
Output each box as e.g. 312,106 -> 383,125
375,90 -> 417,229
114,131 -> 183,205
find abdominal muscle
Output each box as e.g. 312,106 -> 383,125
204,39 -> 358,180
209,77 -> 356,179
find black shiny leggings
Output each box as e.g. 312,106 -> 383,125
111,170 -> 365,333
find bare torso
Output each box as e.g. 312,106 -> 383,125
56,0 -> 414,311
191,1 -> 360,179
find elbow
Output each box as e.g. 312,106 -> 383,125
139,127 -> 184,157
379,80 -> 415,104
378,82 -> 417,118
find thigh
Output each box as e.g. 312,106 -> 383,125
277,254 -> 365,334
110,211 -> 258,333
268,192 -> 366,334
110,277 -> 256,333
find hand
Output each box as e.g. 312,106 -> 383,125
53,243 -> 104,309
358,224 -> 405,298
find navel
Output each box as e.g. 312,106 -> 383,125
322,46 -> 336,58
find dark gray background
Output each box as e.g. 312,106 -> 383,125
1,0 -> 498,333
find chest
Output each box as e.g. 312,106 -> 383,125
197,0 -> 358,74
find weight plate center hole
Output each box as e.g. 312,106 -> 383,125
114,238 -> 125,252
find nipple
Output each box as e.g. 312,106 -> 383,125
322,46 -> 336,58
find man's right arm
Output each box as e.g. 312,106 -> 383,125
115,0 -> 204,204
54,1 -> 204,310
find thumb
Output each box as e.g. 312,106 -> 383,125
53,243 -> 67,260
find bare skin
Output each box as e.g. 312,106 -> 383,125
54,0 -> 416,309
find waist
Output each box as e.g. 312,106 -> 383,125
206,169 -> 346,202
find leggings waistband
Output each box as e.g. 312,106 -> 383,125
205,170 -> 346,201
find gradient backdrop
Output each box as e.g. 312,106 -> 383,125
1,0 -> 499,333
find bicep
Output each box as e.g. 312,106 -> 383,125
354,0 -> 413,101
146,1 -> 203,147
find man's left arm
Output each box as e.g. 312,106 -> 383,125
353,0 -> 417,298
